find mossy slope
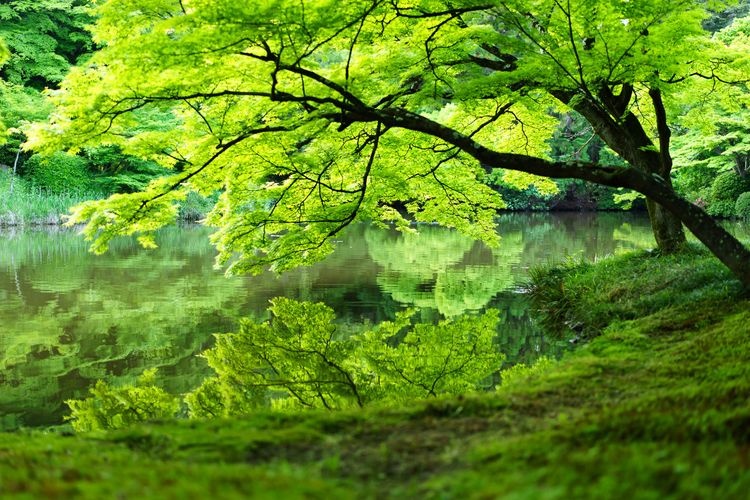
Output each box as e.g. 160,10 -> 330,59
1,246 -> 749,498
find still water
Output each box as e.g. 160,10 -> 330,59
1,213 -> 745,430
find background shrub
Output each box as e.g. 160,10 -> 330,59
736,192 -> 750,219
707,172 -> 750,217
23,152 -> 93,194
178,191 -> 218,222
673,164 -> 718,201
707,199 -> 740,218
711,171 -> 750,201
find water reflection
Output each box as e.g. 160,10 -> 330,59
0,226 -> 243,430
367,226 -> 523,317
2,212 -> 742,430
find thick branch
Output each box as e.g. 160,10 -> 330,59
326,104 -> 750,288
649,87 -> 672,176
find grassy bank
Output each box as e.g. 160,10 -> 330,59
1,246 -> 748,498
0,171 -> 104,225
0,171 -> 215,225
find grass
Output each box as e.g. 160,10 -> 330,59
1,246 -> 749,498
527,244 -> 743,339
0,171 -> 216,226
0,171 -> 104,226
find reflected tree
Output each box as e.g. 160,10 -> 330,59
366,226 -> 524,317
0,227 -> 244,429
186,298 -> 502,418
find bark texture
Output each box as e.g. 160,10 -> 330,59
563,87 -> 687,253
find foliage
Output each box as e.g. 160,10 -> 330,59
0,0 -> 95,189
65,368 -> 179,432
0,82 -> 52,168
0,0 -> 93,89
84,145 -> 172,194
736,191 -> 750,218
26,0 -> 750,281
186,298 -> 502,418
672,164 -> 717,202
707,199 -> 741,218
612,189 -> 645,210
492,183 -> 556,211
671,15 -> 750,205
0,38 -> 8,65
0,168 -> 103,225
0,0 -> 93,156
704,171 -> 750,217
0,82 -> 51,154
177,190 -> 217,221
23,151 -> 93,193
711,171 -> 750,201
0,82 -> 51,129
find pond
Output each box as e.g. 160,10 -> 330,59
1,212 -> 746,430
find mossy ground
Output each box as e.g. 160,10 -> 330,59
1,245 -> 749,498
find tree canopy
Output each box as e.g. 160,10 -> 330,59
0,0 -> 92,89
26,0 -> 750,286
672,16 -> 750,179
0,0 -> 94,170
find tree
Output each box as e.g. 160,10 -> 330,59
0,0 -> 93,89
27,0 -> 750,287
66,368 -> 179,432
0,0 -> 94,180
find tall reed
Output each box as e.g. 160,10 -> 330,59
0,170 -> 105,226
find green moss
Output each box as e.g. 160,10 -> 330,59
1,249 -> 749,498
527,244 -> 741,339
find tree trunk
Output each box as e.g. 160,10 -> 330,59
735,155 -> 748,178
561,88 -> 690,253
576,115 -> 687,252
9,147 -> 20,196
645,192 -> 686,253
631,174 -> 750,288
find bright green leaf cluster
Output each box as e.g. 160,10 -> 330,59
0,38 -> 9,66
65,368 -> 179,432
186,297 -> 503,417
